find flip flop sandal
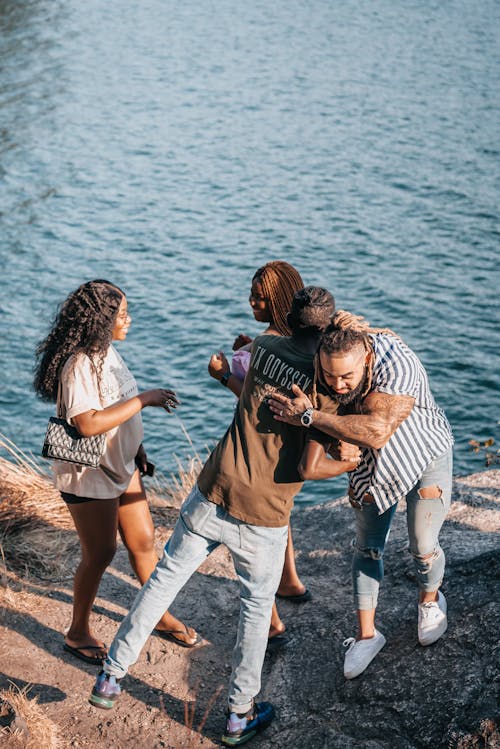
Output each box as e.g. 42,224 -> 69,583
63,642 -> 108,665
276,588 -> 312,603
266,633 -> 289,653
155,628 -> 202,649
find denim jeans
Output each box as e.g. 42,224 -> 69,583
351,448 -> 453,610
104,483 -> 288,713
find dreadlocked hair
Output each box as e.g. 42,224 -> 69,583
34,279 -> 124,402
311,310 -> 401,406
253,260 -> 304,336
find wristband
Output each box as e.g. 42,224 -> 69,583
220,370 -> 232,387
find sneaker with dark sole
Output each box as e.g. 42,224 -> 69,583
89,670 -> 121,709
221,700 -> 275,746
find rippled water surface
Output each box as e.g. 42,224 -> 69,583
1,0 -> 499,503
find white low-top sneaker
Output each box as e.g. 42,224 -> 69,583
343,629 -> 386,679
418,590 -> 447,646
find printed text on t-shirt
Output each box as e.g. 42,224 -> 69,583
251,345 -> 312,392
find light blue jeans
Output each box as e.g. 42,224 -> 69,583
351,448 -> 453,610
104,484 -> 288,713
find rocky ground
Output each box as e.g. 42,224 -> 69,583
1,470 -> 499,748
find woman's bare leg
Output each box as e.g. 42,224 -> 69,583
65,497 -> 119,658
269,602 -> 286,639
118,470 -> 198,645
276,525 -> 307,597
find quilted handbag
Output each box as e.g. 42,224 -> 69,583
42,417 -> 105,468
41,380 -> 105,468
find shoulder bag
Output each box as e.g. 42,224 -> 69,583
41,381 -> 105,468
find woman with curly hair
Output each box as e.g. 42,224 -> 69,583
208,261 -> 312,651
34,279 -> 199,664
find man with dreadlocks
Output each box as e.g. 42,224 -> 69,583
90,288 -> 359,746
269,310 -> 453,680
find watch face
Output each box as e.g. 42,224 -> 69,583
301,409 -> 313,427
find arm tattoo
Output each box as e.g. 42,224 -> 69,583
313,392 -> 415,449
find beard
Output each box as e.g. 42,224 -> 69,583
329,371 -> 367,406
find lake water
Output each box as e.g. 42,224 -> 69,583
1,0 -> 499,505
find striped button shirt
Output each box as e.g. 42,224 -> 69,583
349,333 -> 453,513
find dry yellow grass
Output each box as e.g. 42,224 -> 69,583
148,419 -> 206,509
0,436 -> 72,531
0,433 -> 203,579
0,685 -> 61,748
0,435 -> 77,580
149,454 -> 203,509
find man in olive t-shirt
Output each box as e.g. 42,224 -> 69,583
197,332 -> 339,527
92,287 -> 351,746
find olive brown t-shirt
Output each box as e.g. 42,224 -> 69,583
197,334 -> 338,527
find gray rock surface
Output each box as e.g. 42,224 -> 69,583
263,470 -> 499,749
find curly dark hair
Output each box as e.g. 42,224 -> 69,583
34,279 -> 124,402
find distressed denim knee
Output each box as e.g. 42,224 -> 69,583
351,502 -> 396,611
352,542 -> 385,610
406,448 -> 452,592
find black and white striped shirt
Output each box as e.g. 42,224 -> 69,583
349,334 -> 453,513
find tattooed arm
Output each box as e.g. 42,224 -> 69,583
268,385 -> 415,449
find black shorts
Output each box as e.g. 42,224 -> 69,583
60,491 -> 110,505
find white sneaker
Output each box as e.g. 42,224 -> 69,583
343,629 -> 386,679
418,591 -> 447,646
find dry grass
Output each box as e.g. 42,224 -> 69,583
0,685 -> 62,748
0,432 -> 203,579
149,454 -> 203,509
148,420 -> 205,510
0,436 -> 72,532
0,435 -> 77,580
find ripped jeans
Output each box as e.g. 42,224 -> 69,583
351,448 -> 453,610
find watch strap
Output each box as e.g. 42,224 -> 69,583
220,370 -> 232,387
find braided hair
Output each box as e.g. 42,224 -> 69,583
34,280 -> 124,402
253,261 -> 304,335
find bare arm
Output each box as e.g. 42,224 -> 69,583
268,384 -> 415,449
72,388 -> 178,437
208,351 -> 244,397
299,439 -> 360,480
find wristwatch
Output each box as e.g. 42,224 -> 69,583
220,370 -> 232,387
300,408 -> 314,427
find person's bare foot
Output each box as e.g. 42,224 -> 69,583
268,623 -> 286,639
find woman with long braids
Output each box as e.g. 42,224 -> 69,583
34,279 -> 199,664
208,261 -> 313,650
269,309 -> 453,678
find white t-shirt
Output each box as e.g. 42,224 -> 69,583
53,345 -> 144,498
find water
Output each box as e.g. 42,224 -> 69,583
1,0 -> 499,505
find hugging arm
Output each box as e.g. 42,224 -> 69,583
269,384 -> 415,450
299,439 -> 360,480
208,351 -> 244,397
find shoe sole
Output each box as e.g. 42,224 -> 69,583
221,728 -> 257,746
89,693 -> 116,709
419,621 -> 448,646
221,712 -> 274,746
